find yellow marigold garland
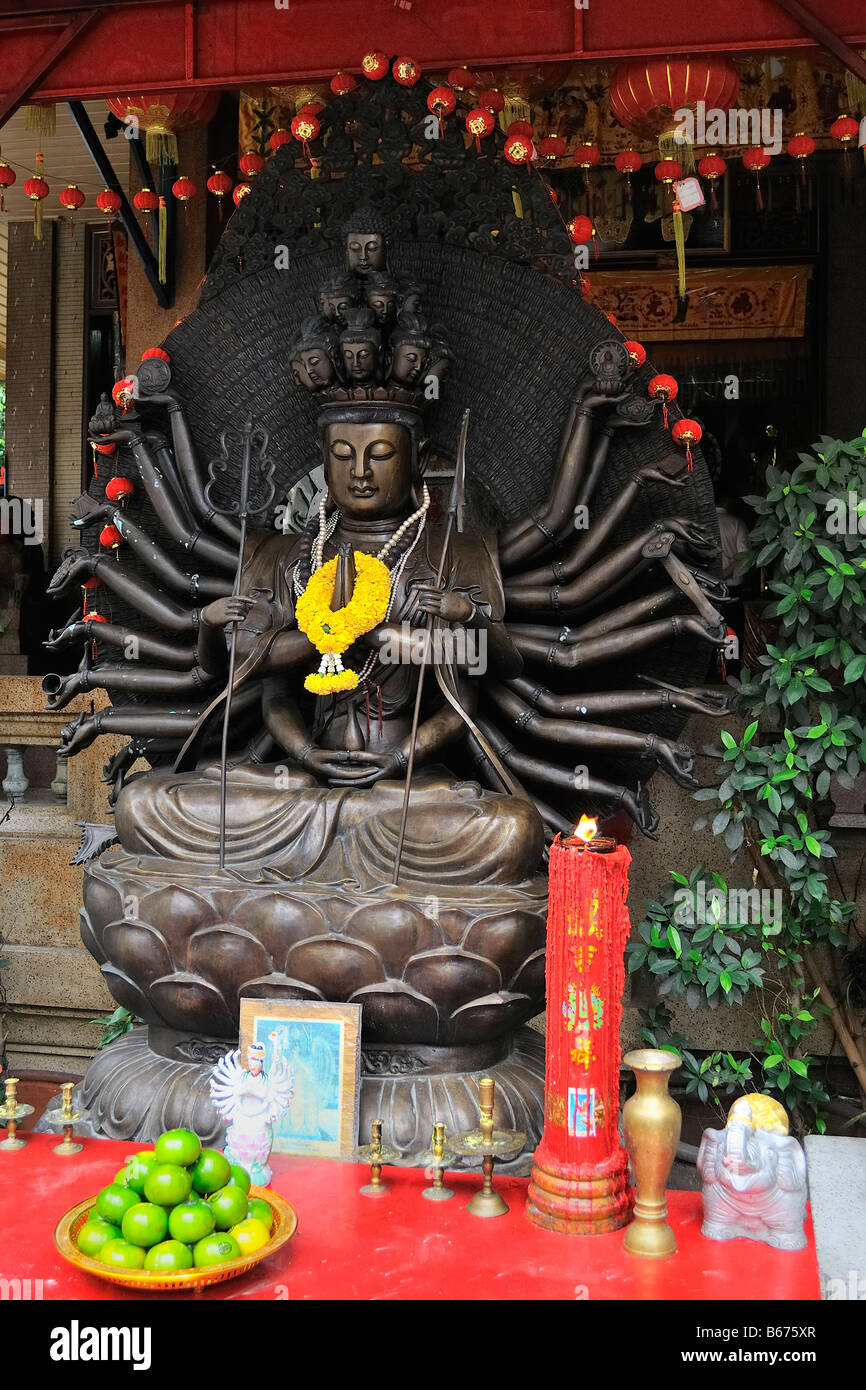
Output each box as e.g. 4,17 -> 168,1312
295,549 -> 391,694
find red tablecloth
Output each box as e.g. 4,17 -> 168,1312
1,1132 -> 820,1300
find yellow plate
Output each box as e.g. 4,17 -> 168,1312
54,1186 -> 297,1293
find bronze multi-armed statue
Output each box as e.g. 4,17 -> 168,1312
43,71 -> 728,1160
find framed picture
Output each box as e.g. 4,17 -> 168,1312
239,999 -> 362,1160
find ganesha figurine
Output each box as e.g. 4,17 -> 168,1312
43,72 -> 726,1165
697,1096 -> 808,1251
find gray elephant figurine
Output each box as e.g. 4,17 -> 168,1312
697,1117 -> 808,1251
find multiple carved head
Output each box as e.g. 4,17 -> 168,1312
289,207 -> 451,400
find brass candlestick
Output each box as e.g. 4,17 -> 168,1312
451,1078 -> 524,1218
422,1122 -> 455,1202
0,1078 -> 34,1151
44,1082 -> 91,1155
354,1118 -> 400,1197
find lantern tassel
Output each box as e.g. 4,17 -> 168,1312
146,128 -> 179,167
158,196 -> 167,285
672,198 -> 686,301
33,198 -> 42,241
25,102 -> 56,138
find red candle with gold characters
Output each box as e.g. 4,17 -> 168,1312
526,818 -> 633,1234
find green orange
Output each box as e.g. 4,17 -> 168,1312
120,1151 -> 159,1195
229,1164 -> 251,1194
192,1233 -> 241,1268
121,1202 -> 169,1248
95,1183 -> 139,1225
143,1240 -> 194,1272
77,1219 -> 121,1258
98,1238 -> 146,1269
167,1198 -> 215,1244
246,1197 -> 273,1230
207,1184 -> 248,1231
154,1128 -> 202,1168
190,1148 -> 232,1195
143,1163 -> 192,1207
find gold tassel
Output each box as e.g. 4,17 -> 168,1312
845,70 -> 866,116
34,198 -> 43,241
24,102 -> 56,138
672,195 -> 686,300
659,126 -> 694,174
158,195 -> 167,284
503,95 -> 531,132
146,127 -> 179,167
512,187 -> 524,219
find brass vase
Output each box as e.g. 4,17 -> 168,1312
621,1049 -> 681,1258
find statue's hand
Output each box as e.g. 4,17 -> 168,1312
325,751 -> 402,787
664,517 -> 716,557
637,465 -> 687,489
657,739 -> 698,788
301,747 -> 390,786
415,586 -> 474,623
200,594 -> 255,628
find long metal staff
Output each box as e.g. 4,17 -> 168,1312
204,418 -> 275,869
392,409 -> 470,885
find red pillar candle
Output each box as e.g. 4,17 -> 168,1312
526,823 -> 633,1233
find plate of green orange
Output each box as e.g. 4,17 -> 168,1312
54,1128 -> 297,1291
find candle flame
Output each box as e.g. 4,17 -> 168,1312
574,814 -> 598,844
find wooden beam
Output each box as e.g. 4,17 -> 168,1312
0,0 -> 177,13
0,8 -> 98,127
772,0 -> 866,80
67,100 -> 171,311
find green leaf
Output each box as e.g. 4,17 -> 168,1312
666,924 -> 683,958
720,730 -> 737,750
742,720 -> 759,745
719,970 -> 733,994
763,1054 -> 784,1068
805,835 -> 822,857
789,1058 -> 809,1077
844,654 -> 866,683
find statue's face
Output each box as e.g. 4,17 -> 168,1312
319,291 -> 353,322
290,355 -> 314,390
346,232 -> 386,274
341,339 -> 377,383
299,347 -> 334,388
366,288 -> 397,324
325,421 -> 413,519
391,340 -> 427,386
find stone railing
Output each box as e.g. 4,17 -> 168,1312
0,678 -> 123,1076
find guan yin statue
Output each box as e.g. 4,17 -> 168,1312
44,70 -> 728,1163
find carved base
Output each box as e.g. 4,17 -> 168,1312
59,1024 -> 545,1173
525,1147 -> 633,1234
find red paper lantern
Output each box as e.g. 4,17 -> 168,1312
478,88 -> 505,113
81,576 -> 100,592
290,113 -> 320,145
624,340 -> 646,367
105,476 -> 135,503
206,170 -> 232,200
537,135 -> 566,163
361,51 -> 389,81
506,120 -> 534,141
393,57 -> 421,86
59,184 -> 85,211
133,186 -> 159,213
465,107 -> 495,150
654,159 -> 682,184
233,183 -> 251,205
112,377 -> 136,410
239,151 -> 265,177
574,143 -> 600,169
614,148 -> 642,200
427,87 -> 456,135
269,129 -> 291,152
830,115 -> 859,145
298,102 -> 323,118
105,90 -> 220,165
24,153 -> 49,240
142,347 -> 170,362
330,72 -> 356,96
447,67 -> 475,91
92,441 -> 115,456
698,154 -> 726,179
171,174 -> 196,202
0,161 -> 15,212
504,134 -> 533,165
649,373 -> 678,429
788,132 -> 815,161
743,145 -> 771,211
609,57 -> 739,141
96,188 -> 122,218
567,214 -> 594,245
99,524 -> 124,551
671,416 -> 702,471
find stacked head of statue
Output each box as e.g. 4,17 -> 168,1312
343,205 -> 390,277
289,316 -> 339,391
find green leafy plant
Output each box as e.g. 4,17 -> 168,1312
90,1005 -> 141,1050
630,433 -> 866,1134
